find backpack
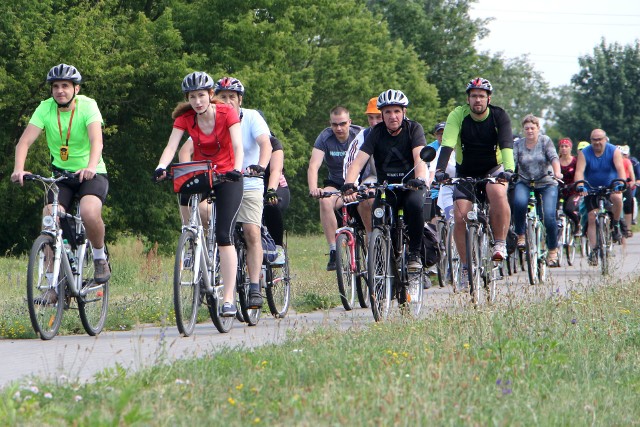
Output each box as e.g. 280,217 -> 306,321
420,222 -> 440,267
261,226 -> 278,263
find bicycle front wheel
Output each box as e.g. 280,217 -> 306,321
335,233 -> 356,310
557,217 -> 566,266
537,225 -> 547,283
368,228 -> 392,321
355,230 -> 370,308
237,246 -> 261,326
436,221 -> 448,288
265,243 -> 291,318
27,234 -> 66,340
173,231 -> 200,336
524,221 -> 539,285
466,225 -> 483,305
597,214 -> 610,275
565,220 -> 576,266
206,243 -> 234,333
78,242 -> 110,336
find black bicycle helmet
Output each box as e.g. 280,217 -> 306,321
46,64 -> 82,84
181,71 -> 214,93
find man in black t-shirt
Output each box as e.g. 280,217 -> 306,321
343,89 -> 429,271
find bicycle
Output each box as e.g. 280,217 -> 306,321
24,173 -> 110,340
443,177 -> 501,305
513,173 -> 558,286
367,182 -> 426,320
574,178 -> 626,275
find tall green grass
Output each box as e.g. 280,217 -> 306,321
2,277 -> 638,425
0,234 -> 342,339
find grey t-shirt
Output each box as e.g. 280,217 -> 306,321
513,134 -> 559,186
313,125 -> 363,185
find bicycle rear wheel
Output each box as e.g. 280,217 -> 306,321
79,242 -> 110,336
524,221 -> 539,285
368,228 -> 392,321
447,222 -> 460,290
335,233 -> 356,310
265,242 -> 291,318
466,225 -> 483,305
355,230 -> 370,308
27,234 -> 66,340
565,220 -> 576,266
436,220 -> 448,288
173,231 -> 200,336
237,246 -> 260,326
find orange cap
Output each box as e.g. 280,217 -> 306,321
365,97 -> 381,115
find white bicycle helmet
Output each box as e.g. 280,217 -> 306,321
181,71 -> 214,93
376,89 -> 409,109
46,64 -> 82,84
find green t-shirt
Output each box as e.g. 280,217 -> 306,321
29,95 -> 107,173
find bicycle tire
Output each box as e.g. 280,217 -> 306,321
78,241 -> 109,336
173,231 -> 200,336
265,242 -> 291,318
598,214 -> 610,275
355,230 -> 370,308
537,225 -> 547,283
368,228 -> 392,321
27,234 -> 66,340
237,245 -> 260,326
557,217 -> 566,266
436,220 -> 448,288
524,221 -> 539,285
447,222 -> 460,290
480,232 -> 497,304
335,233 -> 356,310
466,225 -> 483,305
565,220 -> 576,266
207,243 -> 234,333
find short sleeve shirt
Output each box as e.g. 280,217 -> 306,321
173,103 -> 240,173
29,95 -> 107,173
513,135 -> 559,186
314,125 -> 363,186
239,108 -> 271,191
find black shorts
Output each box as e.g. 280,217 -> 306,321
323,179 -> 343,190
47,173 -> 109,211
584,194 -> 612,212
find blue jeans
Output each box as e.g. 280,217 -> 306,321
512,182 -> 558,250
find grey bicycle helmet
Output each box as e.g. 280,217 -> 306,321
214,77 -> 245,96
376,89 -> 409,109
181,71 -> 214,93
46,64 -> 82,84
466,77 -> 493,94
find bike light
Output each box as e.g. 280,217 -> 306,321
374,207 -> 385,219
467,211 -> 477,221
42,215 -> 55,229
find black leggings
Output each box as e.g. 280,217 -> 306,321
263,186 -> 290,246
179,180 -> 243,246
373,188 -> 426,253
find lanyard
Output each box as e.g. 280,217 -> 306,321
57,105 -> 76,147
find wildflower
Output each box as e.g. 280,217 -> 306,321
236,384 -> 244,391
175,379 -> 185,384
502,388 -> 512,395
253,417 -> 261,424
74,395 -> 83,402
228,397 -> 236,406
496,379 -> 501,386
463,343 -> 470,349
13,391 -> 20,400
571,319 -> 577,325
44,393 -> 53,399
29,386 -> 39,394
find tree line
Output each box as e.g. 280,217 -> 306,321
1,0 -> 638,253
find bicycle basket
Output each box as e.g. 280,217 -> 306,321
170,161 -> 216,194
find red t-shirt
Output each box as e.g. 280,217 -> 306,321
173,103 -> 240,173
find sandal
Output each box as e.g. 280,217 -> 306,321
547,249 -> 559,267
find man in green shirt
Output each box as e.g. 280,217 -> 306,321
11,64 -> 110,303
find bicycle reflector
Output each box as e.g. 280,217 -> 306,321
467,211 -> 478,221
42,215 -> 55,229
374,207 -> 385,218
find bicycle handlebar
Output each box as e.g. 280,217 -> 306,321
573,178 -> 627,193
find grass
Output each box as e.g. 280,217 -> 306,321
0,234 -> 342,339
1,275 -> 638,425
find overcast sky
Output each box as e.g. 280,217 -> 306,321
469,0 -> 640,88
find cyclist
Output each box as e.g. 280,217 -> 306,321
308,106 -> 363,270
342,97 -> 384,234
429,123 -> 456,221
434,77 -> 514,287
574,128 -> 626,266
427,122 -> 447,223
512,114 -> 562,267
558,138 -> 582,236
179,77 -> 272,310
263,132 -> 290,255
617,145 -> 635,237
11,64 -> 111,304
343,89 -> 429,271
154,71 -> 244,317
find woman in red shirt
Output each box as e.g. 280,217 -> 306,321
155,71 -> 244,317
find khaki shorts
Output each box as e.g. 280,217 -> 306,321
236,190 -> 264,226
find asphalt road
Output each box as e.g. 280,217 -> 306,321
2,235 -> 639,389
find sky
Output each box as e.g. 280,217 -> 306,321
469,0 -> 640,88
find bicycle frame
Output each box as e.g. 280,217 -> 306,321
182,193 -> 217,294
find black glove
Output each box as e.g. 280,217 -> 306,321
497,170 -> 513,182
434,170 -> 449,183
341,183 -> 357,195
247,164 -> 265,176
224,169 -> 243,182
152,167 -> 166,182
264,188 -> 279,204
406,178 -> 426,190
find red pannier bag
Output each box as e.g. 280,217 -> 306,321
170,161 -> 217,194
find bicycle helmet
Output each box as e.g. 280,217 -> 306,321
376,89 -> 409,109
46,64 -> 82,84
466,77 -> 492,94
181,71 -> 214,93
214,77 -> 245,96
433,122 -> 446,133
577,141 -> 590,150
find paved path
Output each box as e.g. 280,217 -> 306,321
1,235 -> 639,388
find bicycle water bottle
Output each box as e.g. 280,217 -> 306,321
63,239 -> 77,273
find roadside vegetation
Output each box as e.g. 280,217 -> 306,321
1,261 -> 638,425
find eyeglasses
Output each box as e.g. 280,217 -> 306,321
330,121 -> 349,128
590,137 -> 606,142
469,94 -> 488,100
